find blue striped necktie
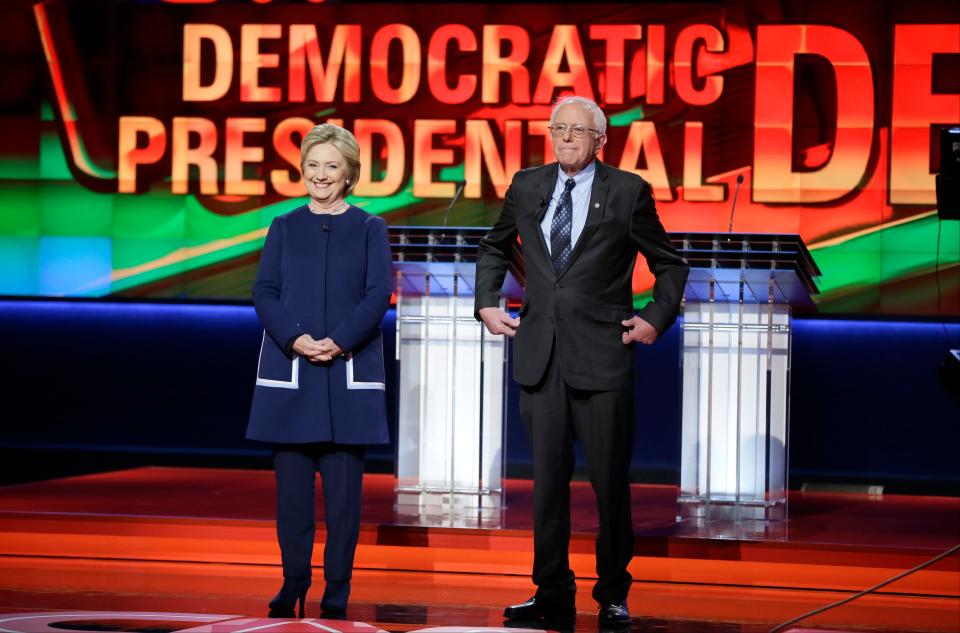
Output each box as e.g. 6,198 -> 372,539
550,177 -> 576,274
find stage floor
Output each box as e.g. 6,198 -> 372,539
0,467 -> 957,633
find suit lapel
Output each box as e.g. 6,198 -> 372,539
558,160 -> 608,279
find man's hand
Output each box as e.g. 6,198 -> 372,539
621,316 -> 657,345
292,334 -> 343,362
478,307 -> 520,337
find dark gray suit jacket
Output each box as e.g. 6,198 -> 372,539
474,160 -> 689,391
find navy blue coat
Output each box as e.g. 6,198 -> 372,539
246,204 -> 392,445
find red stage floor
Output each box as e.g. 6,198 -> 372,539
0,467 -> 957,633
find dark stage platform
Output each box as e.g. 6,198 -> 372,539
0,467 -> 957,632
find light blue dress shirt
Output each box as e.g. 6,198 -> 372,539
540,160 -> 596,255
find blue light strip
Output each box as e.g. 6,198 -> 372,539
792,317 -> 960,340
0,299 -> 954,338
0,299 -> 257,322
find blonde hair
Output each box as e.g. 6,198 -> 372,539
300,123 -> 361,196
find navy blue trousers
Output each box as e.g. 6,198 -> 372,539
272,443 -> 365,611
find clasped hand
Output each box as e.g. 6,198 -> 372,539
292,334 -> 343,362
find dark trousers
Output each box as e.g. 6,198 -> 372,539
519,343 -> 635,606
272,443 -> 365,611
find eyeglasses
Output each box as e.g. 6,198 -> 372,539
548,124 -> 602,139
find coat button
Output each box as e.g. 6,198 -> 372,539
548,316 -> 555,324
554,283 -> 560,289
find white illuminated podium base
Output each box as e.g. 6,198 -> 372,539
390,227 -> 519,527
675,234 -> 820,540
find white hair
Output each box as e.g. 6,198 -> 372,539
549,96 -> 607,134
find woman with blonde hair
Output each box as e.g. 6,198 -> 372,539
246,123 -> 392,618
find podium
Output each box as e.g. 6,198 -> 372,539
389,226 -> 522,524
674,233 -> 820,538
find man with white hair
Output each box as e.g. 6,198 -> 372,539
475,96 -> 689,626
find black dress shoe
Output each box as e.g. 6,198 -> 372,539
503,596 -> 576,621
598,601 -> 630,625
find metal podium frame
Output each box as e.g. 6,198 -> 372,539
674,233 -> 821,539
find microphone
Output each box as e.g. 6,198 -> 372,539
441,180 -> 467,230
437,181 -> 467,258
537,196 -> 549,222
727,173 -> 744,233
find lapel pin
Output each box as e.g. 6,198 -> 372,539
594,202 -> 600,208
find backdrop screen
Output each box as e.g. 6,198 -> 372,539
2,0 -> 958,314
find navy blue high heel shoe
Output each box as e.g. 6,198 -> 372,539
268,577 -> 311,618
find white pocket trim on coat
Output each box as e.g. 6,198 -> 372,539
345,354 -> 385,390
255,331 -> 299,389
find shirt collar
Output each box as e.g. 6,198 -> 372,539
556,159 -> 596,191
